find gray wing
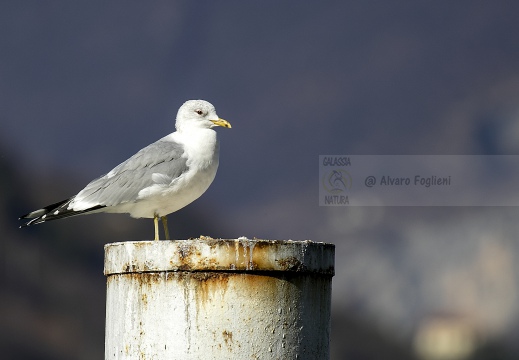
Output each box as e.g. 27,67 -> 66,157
72,137 -> 188,208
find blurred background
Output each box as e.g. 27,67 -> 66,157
2,1 -> 519,359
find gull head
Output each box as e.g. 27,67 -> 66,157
175,100 -> 232,131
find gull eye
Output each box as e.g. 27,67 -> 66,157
195,109 -> 204,115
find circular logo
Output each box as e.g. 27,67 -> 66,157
322,169 -> 352,193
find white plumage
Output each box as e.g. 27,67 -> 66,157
19,100 -> 231,240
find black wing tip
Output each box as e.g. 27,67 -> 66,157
18,198 -> 72,228
19,222 -> 30,229
19,214 -> 36,228
19,216 -> 45,228
18,202 -> 107,228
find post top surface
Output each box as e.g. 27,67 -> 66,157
104,238 -> 335,276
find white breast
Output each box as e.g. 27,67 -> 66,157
109,128 -> 220,219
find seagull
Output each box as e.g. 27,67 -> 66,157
19,100 -> 231,240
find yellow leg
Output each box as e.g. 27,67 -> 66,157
154,215 -> 159,241
161,216 -> 170,240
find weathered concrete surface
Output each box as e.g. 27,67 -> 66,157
104,238 -> 334,360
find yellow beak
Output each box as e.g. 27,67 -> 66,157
211,119 -> 232,128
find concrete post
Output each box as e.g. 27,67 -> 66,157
104,238 -> 335,360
